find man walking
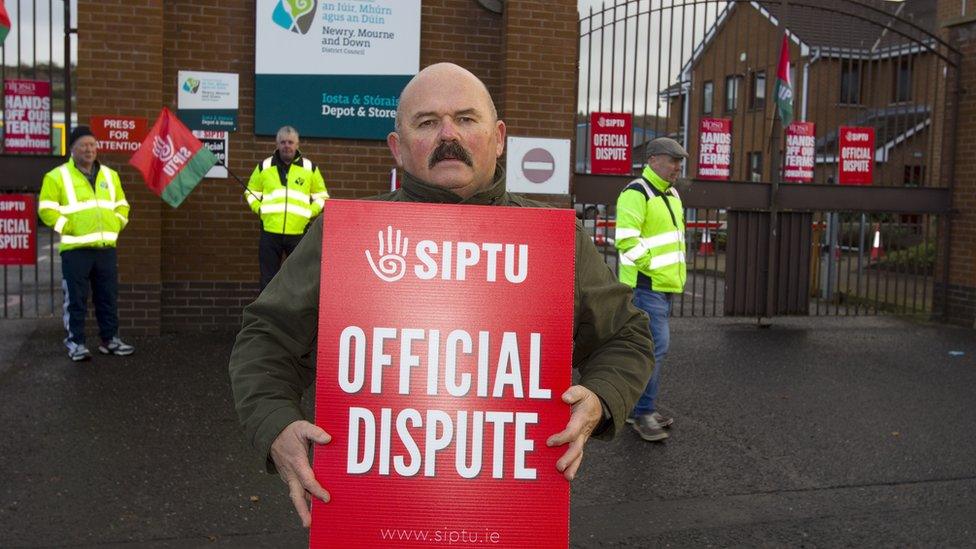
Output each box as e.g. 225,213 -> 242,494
614,137 -> 688,441
38,125 -> 135,362
245,126 -> 329,290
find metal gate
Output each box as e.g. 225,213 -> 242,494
1,0 -> 74,319
575,0 -> 959,319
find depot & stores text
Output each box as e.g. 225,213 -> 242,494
337,324 -> 551,480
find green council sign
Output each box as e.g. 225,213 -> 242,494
254,0 -> 420,140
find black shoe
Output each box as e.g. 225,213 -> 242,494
631,414 -> 669,442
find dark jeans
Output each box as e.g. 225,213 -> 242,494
259,231 -> 303,290
61,247 -> 119,346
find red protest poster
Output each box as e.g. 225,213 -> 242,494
0,195 -> 36,266
698,117 -> 731,180
838,126 -> 875,185
590,112 -> 632,174
90,115 -> 149,154
784,121 -> 815,183
3,79 -> 52,154
312,200 -> 574,548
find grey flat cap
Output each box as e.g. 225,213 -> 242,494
646,137 -> 688,159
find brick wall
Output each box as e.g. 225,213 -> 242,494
939,0 -> 976,327
76,0 -> 574,334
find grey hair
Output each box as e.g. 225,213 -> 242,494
276,125 -> 299,141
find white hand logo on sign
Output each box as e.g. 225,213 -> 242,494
366,225 -> 409,282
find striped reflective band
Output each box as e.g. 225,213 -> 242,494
641,230 -> 684,249
54,216 -> 68,234
260,203 -> 312,218
60,231 -> 119,245
266,188 -> 311,202
58,199 -> 127,214
649,251 -> 686,270
615,227 -> 641,240
39,200 -> 61,212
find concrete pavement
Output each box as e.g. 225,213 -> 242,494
1,315 -> 974,547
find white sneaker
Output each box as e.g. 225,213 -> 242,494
98,337 -> 135,356
66,342 -> 92,362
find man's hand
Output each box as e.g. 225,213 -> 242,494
545,385 -> 603,481
269,420 -> 332,527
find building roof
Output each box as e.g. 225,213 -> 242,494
756,0 -> 936,53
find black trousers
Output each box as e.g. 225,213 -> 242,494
61,247 -> 119,345
259,231 -> 304,290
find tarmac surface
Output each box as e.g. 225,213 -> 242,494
1,315 -> 975,548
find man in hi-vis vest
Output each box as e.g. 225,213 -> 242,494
245,126 -> 329,290
39,126 -> 136,362
614,137 -> 688,442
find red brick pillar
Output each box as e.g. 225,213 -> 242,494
501,1 -> 579,206
939,1 -> 976,327
77,1 -> 164,336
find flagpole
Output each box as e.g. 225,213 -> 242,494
213,157 -> 261,202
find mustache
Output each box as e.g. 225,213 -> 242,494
429,141 -> 473,168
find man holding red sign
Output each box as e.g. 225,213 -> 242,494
229,63 -> 653,532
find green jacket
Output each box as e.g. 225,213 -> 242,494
245,150 -> 329,235
614,165 -> 687,292
38,158 -> 130,253
229,167 -> 654,469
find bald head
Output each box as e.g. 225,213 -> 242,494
395,63 -> 498,131
387,63 -> 506,199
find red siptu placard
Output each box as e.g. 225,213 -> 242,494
0,194 -> 36,266
698,117 -> 732,180
590,112 -> 632,174
838,126 -> 875,185
312,199 -> 574,548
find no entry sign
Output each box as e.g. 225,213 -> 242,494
838,126 -> 875,185
506,136 -> 570,195
312,199 -> 574,548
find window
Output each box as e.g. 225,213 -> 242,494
840,59 -> 861,104
725,75 -> 741,113
750,71 -> 766,109
703,81 -> 714,115
893,57 -> 912,103
747,151 -> 763,182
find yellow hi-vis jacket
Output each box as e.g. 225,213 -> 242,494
245,151 -> 328,235
614,165 -> 687,292
38,158 -> 130,253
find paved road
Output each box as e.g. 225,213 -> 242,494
1,315 -> 974,547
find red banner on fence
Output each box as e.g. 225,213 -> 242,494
838,126 -> 875,185
3,79 -> 51,154
698,117 -> 731,180
784,121 -> 815,183
0,194 -> 36,266
590,112 -> 632,174
90,115 -> 149,153
311,199 -> 574,548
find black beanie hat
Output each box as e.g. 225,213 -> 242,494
68,125 -> 94,148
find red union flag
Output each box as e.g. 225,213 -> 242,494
698,117 -> 732,180
128,107 -> 217,207
311,200 -> 574,548
838,126 -> 875,185
590,112 -> 632,174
